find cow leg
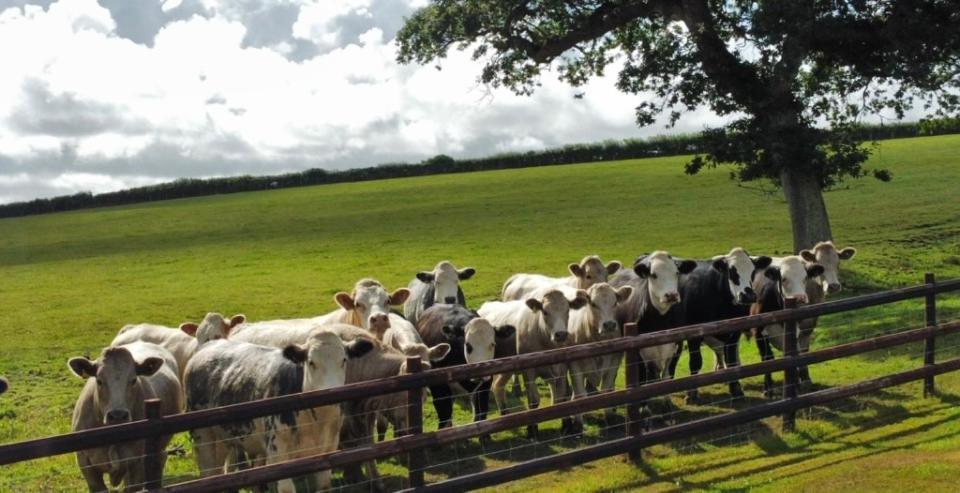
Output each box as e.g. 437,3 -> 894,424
492,373 -> 510,415
522,369 -> 540,439
471,379 -> 493,445
724,334 -> 745,400
685,338 -> 704,403
600,356 -> 620,428
510,372 -> 524,398
431,383 -> 455,429
376,412 -> 389,442
190,429 -> 223,478
77,453 -> 108,493
756,330 -> 776,399
568,360 -> 588,431
797,328 -> 814,389
549,364 -> 578,436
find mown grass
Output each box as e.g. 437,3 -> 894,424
0,135 -> 958,492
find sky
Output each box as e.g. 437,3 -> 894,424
0,1 -> 918,205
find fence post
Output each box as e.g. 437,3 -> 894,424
405,356 -> 425,488
782,297 -> 799,433
924,272 -> 937,397
142,398 -> 163,492
623,322 -> 643,463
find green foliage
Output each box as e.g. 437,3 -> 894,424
0,135 -> 959,491
396,1 -> 960,190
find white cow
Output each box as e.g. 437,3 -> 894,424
229,279 -> 409,343
403,261 -> 475,325
110,313 -> 245,383
68,342 -> 182,493
479,288 -> 588,437
185,330 -> 373,493
501,255 -> 622,301
566,283 -> 633,428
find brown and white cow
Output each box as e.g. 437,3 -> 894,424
479,288 -> 588,437
382,313 -> 451,364
185,329 -> 373,493
317,279 -> 410,339
403,261 -> 476,325
566,283 -> 633,428
68,342 -> 182,493
750,256 -> 825,397
501,255 -> 622,301
111,313 -> 246,384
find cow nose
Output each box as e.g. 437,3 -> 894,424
444,296 -> 456,304
664,292 -> 680,304
738,289 -> 757,304
828,283 -> 841,294
106,409 -> 130,424
603,321 -> 618,332
553,331 -> 568,343
369,313 -> 389,328
795,295 -> 809,305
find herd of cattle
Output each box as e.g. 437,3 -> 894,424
3,241 -> 857,492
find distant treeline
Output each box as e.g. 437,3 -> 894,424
3,117 -> 958,219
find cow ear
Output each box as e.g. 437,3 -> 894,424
752,256 -> 773,270
345,339 -> 374,359
677,260 -> 698,274
525,298 -> 543,312
282,344 -> 308,364
806,264 -> 825,278
228,314 -> 246,328
389,288 -> 411,305
428,343 -> 451,361
568,263 -> 585,278
416,272 -> 435,283
616,286 -> 634,303
136,357 -> 164,376
68,357 -> 97,379
179,322 -> 199,337
633,263 -> 651,278
334,292 -> 355,310
764,267 -> 781,281
568,290 -> 589,310
838,247 -> 857,260
606,261 -> 622,275
711,256 -> 727,272
457,267 -> 476,280
800,250 -> 817,262
495,325 -> 516,339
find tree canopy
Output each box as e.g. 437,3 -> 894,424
397,0 -> 960,251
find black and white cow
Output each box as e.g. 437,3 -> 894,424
185,329 -> 373,493
403,261 -> 475,325
610,251 -> 697,385
416,304 -> 515,432
750,256 -> 825,397
671,248 -> 772,402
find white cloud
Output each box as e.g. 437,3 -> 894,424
0,0 -> 735,205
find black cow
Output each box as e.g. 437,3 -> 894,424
671,248 -> 772,402
417,304 -> 514,434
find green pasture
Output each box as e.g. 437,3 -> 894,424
0,135 -> 959,492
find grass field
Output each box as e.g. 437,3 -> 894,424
1,135 -> 959,492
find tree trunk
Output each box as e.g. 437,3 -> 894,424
780,166 -> 833,253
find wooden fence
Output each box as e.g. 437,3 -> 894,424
0,274 -> 958,492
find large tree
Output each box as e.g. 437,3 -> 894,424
396,1 -> 960,252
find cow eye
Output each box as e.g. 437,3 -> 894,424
129,378 -> 136,386
465,342 -> 473,354
308,362 -> 316,368
650,274 -> 658,280
96,379 -> 103,387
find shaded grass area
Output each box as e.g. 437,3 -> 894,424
0,135 -> 958,491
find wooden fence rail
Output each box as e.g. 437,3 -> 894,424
0,275 -> 957,493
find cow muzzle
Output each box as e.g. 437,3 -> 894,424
602,321 -> 618,333
443,296 -> 457,304
662,292 -> 681,305
368,313 -> 390,331
737,289 -> 757,305
552,331 -> 569,343
826,282 -> 842,294
105,409 -> 131,424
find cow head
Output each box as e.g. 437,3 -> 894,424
462,318 -> 515,380
68,347 -> 164,425
416,261 -> 475,305
179,312 -> 246,345
711,248 -> 773,305
634,251 -> 697,314
0,377 -> 8,395
800,241 -> 856,295
397,342 -> 452,364
568,255 -> 622,289
584,283 -> 633,336
335,279 -> 410,338
283,331 -> 374,392
764,256 -> 825,305
525,289 -> 588,344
